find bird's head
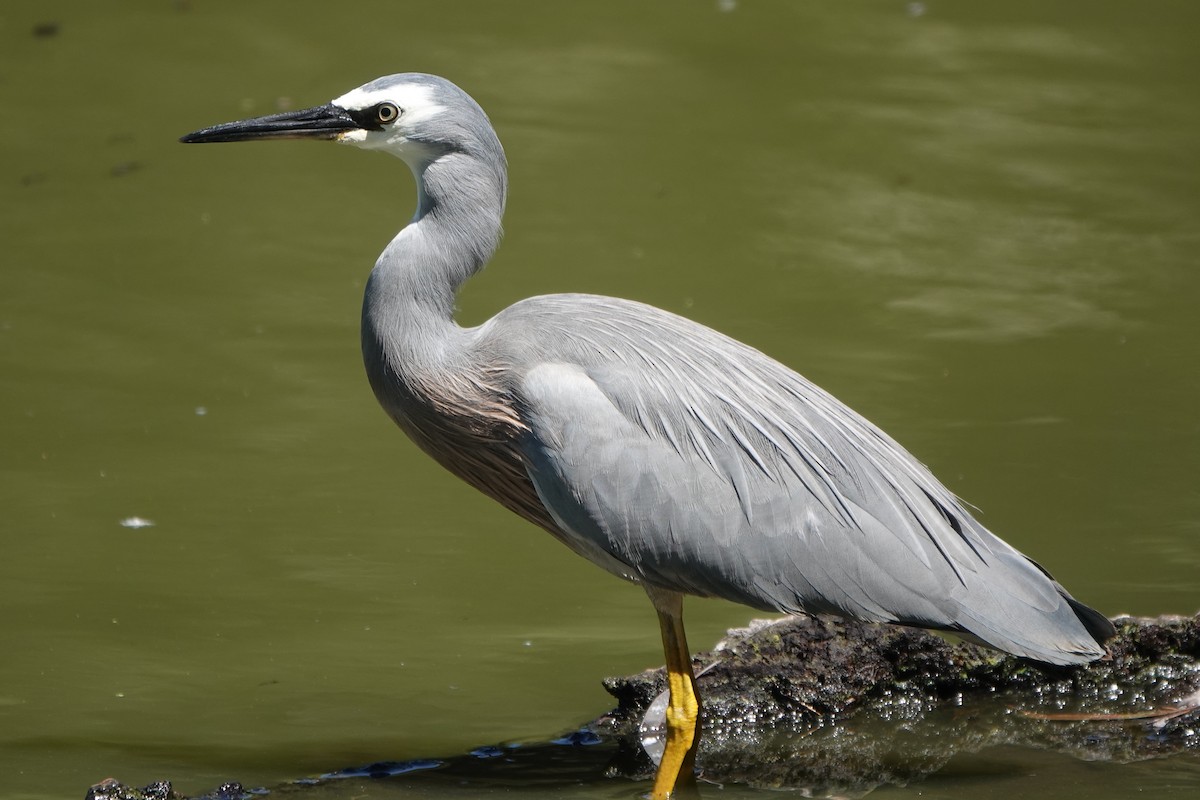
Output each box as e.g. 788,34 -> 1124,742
181,73 -> 503,172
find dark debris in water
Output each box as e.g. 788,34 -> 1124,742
551,728 -> 604,746
318,759 -> 442,779
110,161 -> 143,178
86,779 -> 252,800
85,613 -> 1199,799
469,745 -> 507,758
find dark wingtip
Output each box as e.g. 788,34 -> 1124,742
1068,596 -> 1118,647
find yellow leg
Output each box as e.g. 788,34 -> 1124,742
646,586 -> 701,800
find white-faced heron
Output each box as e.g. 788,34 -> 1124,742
181,73 -> 1114,799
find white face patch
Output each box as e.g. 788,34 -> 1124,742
333,81 -> 447,129
331,80 -> 448,160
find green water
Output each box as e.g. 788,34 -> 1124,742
2,1 -> 1198,797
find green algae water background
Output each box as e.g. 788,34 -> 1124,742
1,1 -> 1198,798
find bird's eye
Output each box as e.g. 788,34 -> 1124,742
376,102 -> 401,124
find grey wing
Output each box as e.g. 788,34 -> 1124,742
507,298 -> 1109,665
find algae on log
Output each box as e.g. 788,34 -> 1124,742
596,613 -> 1200,793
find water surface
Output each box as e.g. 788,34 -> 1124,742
2,1 -> 1198,797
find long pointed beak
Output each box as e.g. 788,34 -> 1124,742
180,103 -> 361,144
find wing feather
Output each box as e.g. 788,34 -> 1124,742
486,293 -> 1109,664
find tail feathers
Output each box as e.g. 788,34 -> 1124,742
952,549 -> 1115,666
952,588 -> 1113,666
1022,554 -> 1117,654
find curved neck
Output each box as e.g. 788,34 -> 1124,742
405,151 -> 506,315
362,149 -> 507,383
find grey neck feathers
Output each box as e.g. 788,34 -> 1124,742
362,147 -> 507,380
414,150 -> 506,296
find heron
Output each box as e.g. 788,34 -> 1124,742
181,73 -> 1114,798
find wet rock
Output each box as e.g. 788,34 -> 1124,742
85,780 -> 246,800
595,613 -> 1200,793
